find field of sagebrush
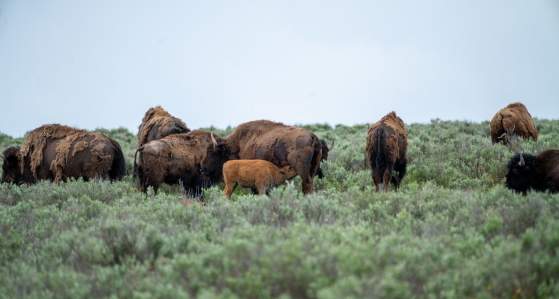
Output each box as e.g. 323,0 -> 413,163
1,120 -> 559,299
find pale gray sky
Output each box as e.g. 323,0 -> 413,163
1,0 -> 558,136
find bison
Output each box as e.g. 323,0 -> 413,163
222,159 -> 297,197
1,124 -> 125,184
505,149 -> 559,194
137,106 -> 190,147
201,120 -> 322,194
490,102 -> 538,144
134,130 -> 225,195
365,112 -> 408,192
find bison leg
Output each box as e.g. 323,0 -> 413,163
302,176 -> 314,194
391,159 -> 407,190
372,170 -> 382,192
287,146 -> 317,195
224,182 -> 236,198
256,184 -> 268,196
140,177 -> 160,194
382,168 -> 392,192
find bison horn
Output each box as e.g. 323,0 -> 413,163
518,152 -> 525,166
210,132 -> 218,149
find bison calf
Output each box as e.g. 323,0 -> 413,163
506,149 -> 559,194
222,160 -> 297,197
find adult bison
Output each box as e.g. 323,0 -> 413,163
365,112 -> 408,192
134,130 -> 225,196
201,120 -> 322,194
490,102 -> 538,144
505,149 -> 559,194
137,106 -> 190,147
1,124 -> 125,184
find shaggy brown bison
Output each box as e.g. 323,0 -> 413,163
201,120 -> 322,194
134,130 -> 225,195
490,102 -> 538,144
1,124 -> 125,184
222,159 -> 297,197
365,112 -> 408,192
137,106 -> 190,147
505,149 -> 559,194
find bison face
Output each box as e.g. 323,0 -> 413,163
1,146 -> 23,184
505,153 -> 537,194
200,141 -> 230,182
320,139 -> 335,161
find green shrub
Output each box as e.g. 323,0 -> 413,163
1,120 -> 559,298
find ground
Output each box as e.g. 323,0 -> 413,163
1,119 -> 559,298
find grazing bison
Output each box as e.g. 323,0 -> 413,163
490,102 -> 538,144
365,112 -> 408,192
134,130 -> 225,195
1,124 -> 125,184
137,106 -> 190,147
222,159 -> 297,197
505,150 -> 559,194
201,120 -> 322,194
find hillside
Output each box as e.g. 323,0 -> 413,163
1,120 -> 559,298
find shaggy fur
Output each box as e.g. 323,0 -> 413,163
505,150 -> 559,194
222,159 -> 297,197
1,124 -> 125,184
490,102 -> 538,144
134,130 -> 225,196
201,120 -> 322,194
365,112 -> 408,192
137,106 -> 190,147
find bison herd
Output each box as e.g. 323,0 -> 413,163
2,103 -> 558,196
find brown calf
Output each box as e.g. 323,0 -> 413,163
222,159 -> 297,197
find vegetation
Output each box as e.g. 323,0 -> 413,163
1,120 -> 559,298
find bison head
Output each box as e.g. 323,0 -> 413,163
200,133 -> 231,182
1,146 -> 23,184
159,118 -> 189,138
315,139 -> 333,179
319,139 -> 332,161
505,153 -> 537,194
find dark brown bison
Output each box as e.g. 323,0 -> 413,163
222,159 -> 297,197
490,102 -> 538,144
137,106 -> 190,147
201,120 -> 322,194
1,124 -> 125,184
134,130 -> 225,196
365,112 -> 408,192
505,149 -> 559,194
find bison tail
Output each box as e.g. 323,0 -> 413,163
109,139 -> 126,181
372,127 -> 387,172
133,147 -> 142,179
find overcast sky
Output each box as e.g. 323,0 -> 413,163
1,0 -> 558,137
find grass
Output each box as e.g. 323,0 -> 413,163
1,119 -> 559,298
